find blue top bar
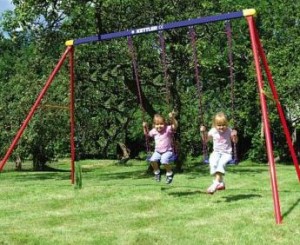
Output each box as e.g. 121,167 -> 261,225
72,10 -> 246,46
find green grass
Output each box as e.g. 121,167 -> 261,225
0,159 -> 299,245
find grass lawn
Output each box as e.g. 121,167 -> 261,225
0,159 -> 299,245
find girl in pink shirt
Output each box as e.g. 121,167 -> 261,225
200,112 -> 238,194
143,111 -> 178,184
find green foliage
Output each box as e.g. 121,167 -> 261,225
0,0 -> 299,166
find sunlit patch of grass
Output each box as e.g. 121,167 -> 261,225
0,159 -> 299,244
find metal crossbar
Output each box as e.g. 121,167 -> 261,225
65,9 -> 255,46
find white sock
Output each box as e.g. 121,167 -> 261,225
166,171 -> 173,177
154,170 -> 160,175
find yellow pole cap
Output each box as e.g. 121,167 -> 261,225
243,9 -> 256,17
65,40 -> 74,46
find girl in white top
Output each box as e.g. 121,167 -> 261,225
200,112 -> 238,194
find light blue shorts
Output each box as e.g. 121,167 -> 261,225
209,151 -> 232,175
149,151 -> 175,165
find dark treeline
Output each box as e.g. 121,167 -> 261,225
0,0 -> 299,170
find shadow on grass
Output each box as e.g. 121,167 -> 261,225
2,166 -> 151,183
282,197 -> 300,218
10,169 -> 150,182
10,172 -> 71,182
164,189 -> 263,199
93,170 -> 152,181
166,189 -> 206,196
220,194 -> 262,202
226,166 -> 268,175
3,165 -> 70,173
2,165 -> 72,182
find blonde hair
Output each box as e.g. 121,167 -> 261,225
212,112 -> 228,127
153,114 -> 166,125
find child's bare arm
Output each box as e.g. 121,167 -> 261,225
142,122 -> 149,136
200,125 -> 210,142
231,129 -> 238,143
169,111 -> 178,130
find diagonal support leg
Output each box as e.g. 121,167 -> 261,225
247,16 -> 282,224
0,46 -> 72,171
252,22 -> 300,182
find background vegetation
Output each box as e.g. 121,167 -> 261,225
0,0 -> 300,169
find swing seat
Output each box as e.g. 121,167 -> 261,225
227,158 -> 238,165
169,154 -> 178,162
146,155 -> 151,162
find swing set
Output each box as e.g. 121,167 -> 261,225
0,9 -> 299,224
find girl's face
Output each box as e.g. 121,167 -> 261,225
214,119 -> 227,133
154,118 -> 166,132
213,113 -> 228,133
215,123 -> 227,133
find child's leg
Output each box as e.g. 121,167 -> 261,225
209,152 -> 221,175
149,152 -> 161,172
149,152 -> 162,182
207,152 -> 227,194
164,164 -> 174,184
215,172 -> 224,182
161,151 -> 175,184
151,161 -> 160,173
164,163 -> 172,173
215,153 -> 232,182
151,161 -> 161,182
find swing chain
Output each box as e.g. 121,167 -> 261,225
127,36 -> 151,154
225,21 -> 238,163
159,32 -> 172,107
188,26 -> 208,161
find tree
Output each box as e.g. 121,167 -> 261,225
0,0 -> 299,168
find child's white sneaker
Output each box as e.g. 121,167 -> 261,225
154,173 -> 161,182
207,181 -> 225,194
166,172 -> 174,184
216,181 -> 225,191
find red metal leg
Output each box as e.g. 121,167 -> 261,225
247,16 -> 282,224
252,23 -> 300,182
0,46 -> 72,171
69,46 -> 75,184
